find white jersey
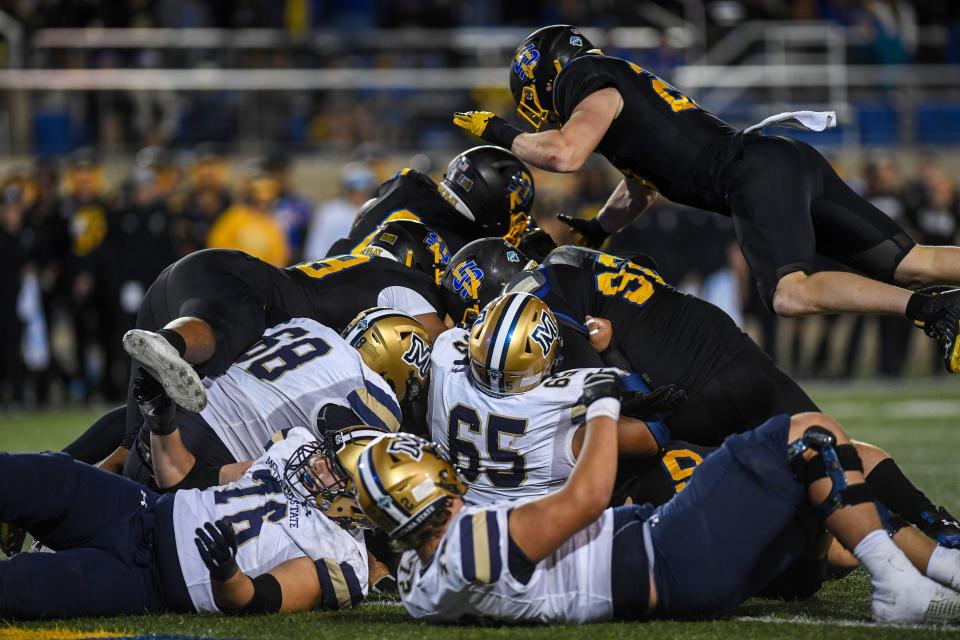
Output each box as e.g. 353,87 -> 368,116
398,502 -> 614,623
200,317 -> 402,461
171,427 -> 369,613
428,328 -> 597,505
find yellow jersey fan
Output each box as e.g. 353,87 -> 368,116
283,425 -> 389,530
342,307 -> 432,406
354,432 -> 467,539
468,291 -> 560,395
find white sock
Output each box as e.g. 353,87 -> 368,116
926,545 -> 960,592
854,529 -> 919,584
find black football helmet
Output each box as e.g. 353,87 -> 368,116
438,146 -> 535,247
441,238 -> 533,325
361,219 -> 451,285
510,25 -> 595,130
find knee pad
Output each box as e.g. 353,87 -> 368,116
788,426 -> 873,519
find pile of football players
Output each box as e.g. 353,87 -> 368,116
3,24 -> 960,628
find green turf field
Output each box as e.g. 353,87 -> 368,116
1,380 -> 959,639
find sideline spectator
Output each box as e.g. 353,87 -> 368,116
303,162 -> 376,260
207,173 -> 290,266
175,143 -> 232,257
263,150 -> 313,263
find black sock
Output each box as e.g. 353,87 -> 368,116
156,328 -> 187,357
905,292 -> 935,323
865,457 -> 937,524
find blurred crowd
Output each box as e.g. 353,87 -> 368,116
1,144 -> 959,408
1,0 -> 957,154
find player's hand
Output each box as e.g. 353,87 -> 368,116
581,370 -> 623,408
195,519 -> 239,582
517,227 -> 556,263
453,111 -> 522,149
585,316 -> 613,352
621,384 -> 686,421
133,368 -> 177,436
557,214 -> 609,249
0,521 -> 26,556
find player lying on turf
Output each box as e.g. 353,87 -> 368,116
454,25 -> 960,373
356,383 -> 960,624
0,426 -> 383,619
121,311 -> 425,494
326,145 -> 535,256
77,220 -> 448,472
441,240 -> 960,544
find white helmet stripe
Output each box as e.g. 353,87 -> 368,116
343,307 -> 409,345
485,293 -> 531,387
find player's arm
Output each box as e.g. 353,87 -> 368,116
415,312 -> 447,342
454,88 -> 620,173
571,415 -> 659,459
508,370 -> 622,562
196,520 -> 362,614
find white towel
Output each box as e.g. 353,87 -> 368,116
743,110 -> 836,135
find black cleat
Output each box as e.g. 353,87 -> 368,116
915,289 -> 960,374
919,507 -> 960,548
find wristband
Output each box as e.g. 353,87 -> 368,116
484,117 -> 523,149
586,397 -> 621,423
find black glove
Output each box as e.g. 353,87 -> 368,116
621,384 -> 687,422
581,370 -> 623,408
134,368 -> 177,435
517,227 -> 556,263
0,521 -> 26,556
557,213 -> 610,249
452,111 -> 523,149
372,574 -> 399,595
194,519 -> 239,582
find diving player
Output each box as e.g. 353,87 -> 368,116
326,145 -> 535,256
0,425 -> 383,618
124,312 -> 426,492
453,25 -> 960,373
356,399 -> 960,624
106,221 -> 447,471
428,292 -> 682,505
444,240 -> 960,545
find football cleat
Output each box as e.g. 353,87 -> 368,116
122,329 -> 207,412
873,573 -> 960,624
920,507 -> 960,548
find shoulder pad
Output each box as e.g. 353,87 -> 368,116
542,245 -> 601,269
503,267 -> 547,295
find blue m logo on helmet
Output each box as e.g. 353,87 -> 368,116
530,310 -> 558,356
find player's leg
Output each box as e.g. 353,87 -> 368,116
805,143 -> 960,371
0,546 -> 164,618
855,440 -> 960,547
0,451 -> 157,550
788,412 -> 960,623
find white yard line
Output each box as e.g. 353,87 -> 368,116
735,614 -> 959,632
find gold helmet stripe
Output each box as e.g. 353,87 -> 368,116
356,442 -> 409,531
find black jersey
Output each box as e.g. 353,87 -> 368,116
554,55 -> 740,213
284,253 -> 447,332
325,168 -> 486,257
612,441 -> 716,508
506,246 -> 749,395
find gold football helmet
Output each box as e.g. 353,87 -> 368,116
283,425 -> 389,530
469,291 -> 559,395
354,432 -> 467,538
342,308 -> 432,404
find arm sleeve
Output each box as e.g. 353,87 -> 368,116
554,56 -> 619,121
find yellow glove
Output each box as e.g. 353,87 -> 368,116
453,111 -> 496,137
453,111 -> 523,148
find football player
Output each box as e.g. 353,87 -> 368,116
429,292 -> 682,505
123,311 -> 427,493
454,25 -> 960,373
0,425 -> 384,618
105,221 -> 448,470
326,146 -> 535,257
356,403 -> 960,624
445,240 -> 960,545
